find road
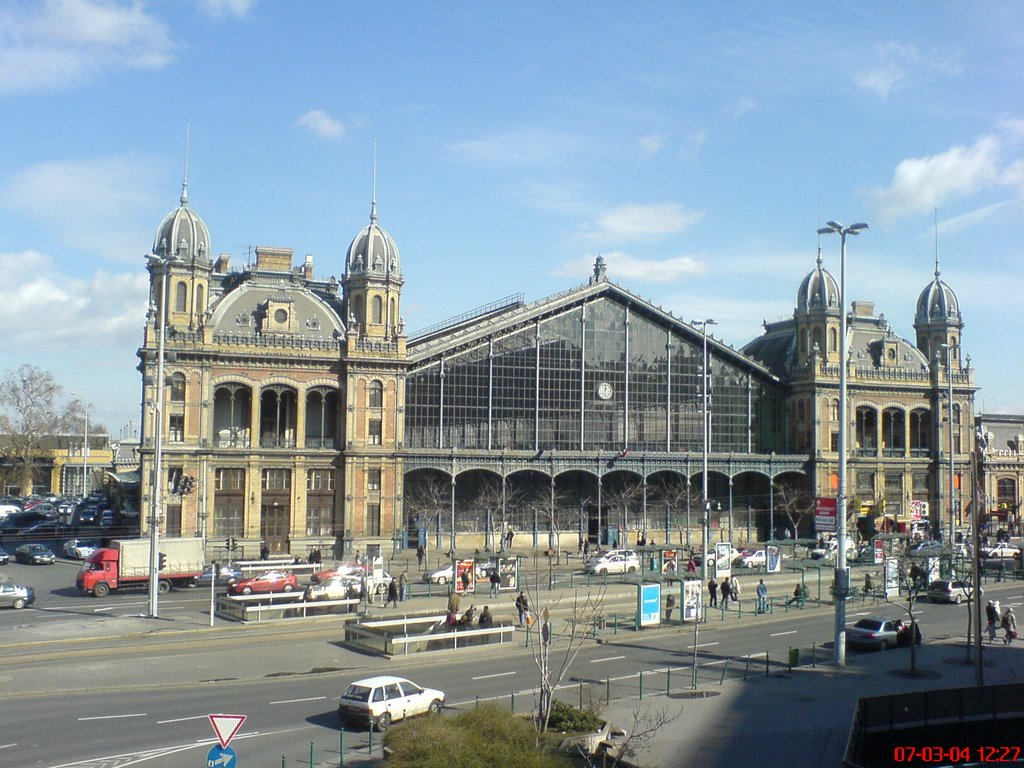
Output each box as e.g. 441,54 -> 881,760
3,573 -> 1016,768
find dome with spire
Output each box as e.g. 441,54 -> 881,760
345,200 -> 401,279
795,250 -> 839,313
915,267 -> 961,325
152,180 -> 211,263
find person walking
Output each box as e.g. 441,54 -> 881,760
514,590 -> 529,626
489,568 -> 501,597
385,578 -> 399,608
731,577 -> 741,607
478,605 -> 494,628
665,594 -> 676,623
756,578 -> 768,614
720,576 -> 732,609
416,544 -> 425,569
1001,607 -> 1017,645
460,567 -> 471,593
447,589 -> 461,616
708,576 -> 718,608
398,570 -> 409,602
986,600 -> 999,643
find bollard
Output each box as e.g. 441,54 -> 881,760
812,643 -> 816,668
511,689 -> 515,713
368,722 -> 374,754
667,666 -> 671,693
282,757 -> 286,768
788,647 -> 798,671
579,681 -> 584,710
475,696 -> 479,709
340,725 -> 345,765
639,669 -> 643,700
309,741 -> 315,768
765,652 -> 770,677
606,676 -> 611,705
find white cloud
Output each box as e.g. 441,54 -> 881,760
552,251 -> 705,283
871,132 -> 1010,224
450,128 -> 586,166
728,98 -> 757,118
677,129 -> 708,161
0,250 -> 148,347
295,109 -> 346,140
855,42 -> 961,100
579,202 -> 704,243
0,0 -> 174,94
639,133 -> 665,158
195,0 -> 256,18
936,200 -> 1016,238
1,155 -> 162,262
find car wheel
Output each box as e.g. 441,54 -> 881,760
12,597 -> 25,609
437,576 -> 448,584
626,566 -> 637,574
428,699 -> 442,715
242,586 -> 253,595
375,712 -> 391,731
954,594 -> 962,604
157,580 -> 171,594
93,581 -> 110,598
283,584 -> 294,592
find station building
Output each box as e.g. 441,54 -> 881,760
136,181 -> 981,560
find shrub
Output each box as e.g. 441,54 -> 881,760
546,699 -> 604,734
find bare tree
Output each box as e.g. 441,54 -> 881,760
773,481 -> 815,540
404,472 -> 450,553
528,585 -> 606,738
651,476 -> 702,548
882,553 -> 927,675
601,481 -> 644,546
0,365 -> 77,495
947,551 -> 979,664
604,704 -> 682,768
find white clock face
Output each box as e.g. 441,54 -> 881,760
597,382 -> 613,400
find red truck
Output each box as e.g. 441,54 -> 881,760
77,537 -> 204,597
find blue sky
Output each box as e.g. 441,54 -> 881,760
1,1 -> 1021,435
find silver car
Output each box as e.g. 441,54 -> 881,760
846,617 -> 919,650
926,579 -> 978,604
0,580 -> 34,609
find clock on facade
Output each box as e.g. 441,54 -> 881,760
596,382 -> 613,400
274,308 -> 289,323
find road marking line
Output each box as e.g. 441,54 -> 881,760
269,696 -> 327,705
694,641 -> 719,648
0,743 -> 16,750
93,607 -> 113,613
590,655 -> 625,663
79,713 -> 147,721
472,671 -> 516,680
771,630 -> 798,637
158,715 -> 209,724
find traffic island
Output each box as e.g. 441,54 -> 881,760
342,612 -> 517,656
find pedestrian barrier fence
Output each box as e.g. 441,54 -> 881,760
215,593 -> 360,622
343,613 -> 517,656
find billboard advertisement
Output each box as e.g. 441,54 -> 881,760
637,582 -> 662,628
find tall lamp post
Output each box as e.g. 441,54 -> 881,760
692,319 -> 717,584
147,256 -> 170,619
938,343 -> 959,545
817,220 -> 868,667
70,393 -> 90,497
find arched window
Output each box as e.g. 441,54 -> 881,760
909,408 -> 931,457
372,296 -> 383,324
390,297 -> 397,327
368,380 -> 384,408
175,281 -> 187,312
829,327 -> 838,353
881,408 -> 905,457
195,284 -> 205,315
829,398 -> 839,422
855,406 -> 878,456
352,295 -> 365,327
812,328 -> 823,353
169,373 -> 186,402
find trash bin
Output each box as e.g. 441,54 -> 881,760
788,647 -> 800,667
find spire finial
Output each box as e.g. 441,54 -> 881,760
370,134 -> 378,225
180,119 -> 191,207
933,206 -> 940,278
816,194 -> 822,265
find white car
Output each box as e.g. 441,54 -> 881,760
337,675 -> 445,730
981,544 -> 1020,560
584,549 -> 640,575
421,563 -> 488,584
739,550 -> 768,569
306,574 -> 360,601
62,539 -> 98,560
693,546 -> 741,569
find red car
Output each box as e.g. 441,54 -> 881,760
227,570 -> 299,595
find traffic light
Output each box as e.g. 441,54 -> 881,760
158,552 -> 167,571
179,475 -> 195,495
226,537 -> 237,551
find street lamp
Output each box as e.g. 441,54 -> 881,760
692,318 -> 717,584
70,393 -> 89,497
817,219 -> 868,666
938,343 -> 959,545
147,255 -> 170,619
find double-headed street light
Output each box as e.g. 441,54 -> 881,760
692,318 -> 717,585
147,255 -> 170,619
817,220 -> 868,666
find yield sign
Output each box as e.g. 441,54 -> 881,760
208,714 -> 246,748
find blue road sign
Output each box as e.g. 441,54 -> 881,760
207,744 -> 237,768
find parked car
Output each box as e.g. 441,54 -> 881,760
926,579 -> 979,604
0,580 -> 34,609
981,544 -> 1020,560
810,538 -> 856,560
15,543 -> 56,565
421,562 -> 488,584
337,675 -> 445,730
16,521 -> 63,539
692,546 -> 742,569
193,563 -> 243,587
739,550 -> 768,569
0,545 -> 9,565
846,616 -> 921,650
311,563 -> 367,584
306,574 -> 360,601
584,549 -> 640,575
908,540 -> 944,557
62,538 -> 99,560
227,570 -> 299,595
